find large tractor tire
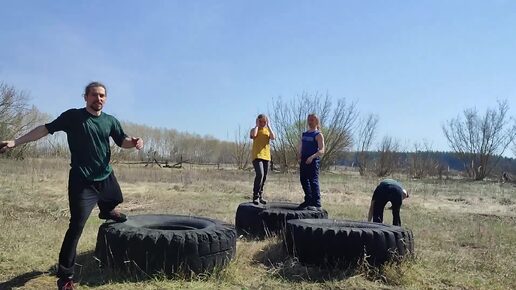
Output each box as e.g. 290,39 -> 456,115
285,219 -> 414,266
235,202 -> 328,239
95,214 -> 236,275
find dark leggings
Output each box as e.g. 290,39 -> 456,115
372,185 -> 402,226
252,159 -> 269,198
57,170 -> 123,279
299,159 -> 321,207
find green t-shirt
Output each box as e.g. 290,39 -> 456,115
373,178 -> 404,201
380,178 -> 403,188
45,108 -> 127,181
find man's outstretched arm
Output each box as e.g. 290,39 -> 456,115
0,125 -> 49,153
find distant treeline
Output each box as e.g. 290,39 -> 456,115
25,119 -> 239,165
341,151 -> 516,179
4,112 -> 516,179
2,81 -> 515,181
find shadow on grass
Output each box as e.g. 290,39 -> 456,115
72,250 -> 126,287
0,270 -> 48,290
0,250 -> 151,289
251,239 -> 357,283
252,239 -> 409,284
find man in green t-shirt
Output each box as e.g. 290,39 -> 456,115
0,82 -> 143,290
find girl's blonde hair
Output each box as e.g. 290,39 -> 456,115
307,113 -> 320,130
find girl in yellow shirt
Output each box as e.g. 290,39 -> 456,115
250,114 -> 275,204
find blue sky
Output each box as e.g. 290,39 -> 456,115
1,1 -> 515,153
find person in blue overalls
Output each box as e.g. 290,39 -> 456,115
297,113 -> 325,210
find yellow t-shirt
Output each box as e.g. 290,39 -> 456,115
251,127 -> 271,161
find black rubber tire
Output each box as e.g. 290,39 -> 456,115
285,219 -> 414,267
94,214 -> 236,275
235,202 -> 328,239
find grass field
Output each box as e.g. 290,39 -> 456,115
0,158 -> 515,290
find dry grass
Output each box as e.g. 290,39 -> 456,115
0,158 -> 515,290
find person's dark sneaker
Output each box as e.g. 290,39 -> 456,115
259,197 -> 267,205
252,197 -> 260,205
57,278 -> 75,290
99,209 -> 127,222
306,206 -> 321,211
297,201 -> 308,210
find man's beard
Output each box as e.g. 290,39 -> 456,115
90,103 -> 103,111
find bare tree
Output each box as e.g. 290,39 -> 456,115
0,82 -> 45,158
373,135 -> 400,177
232,126 -> 250,170
442,100 -> 516,180
19,106 -> 55,157
0,82 -> 30,138
269,93 -> 358,171
355,113 -> 378,175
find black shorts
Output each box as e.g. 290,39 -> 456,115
68,169 -> 123,208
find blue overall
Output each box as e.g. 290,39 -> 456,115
300,130 -> 321,207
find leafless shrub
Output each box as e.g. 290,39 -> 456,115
232,126 -> 250,170
409,140 -> 439,179
373,135 -> 401,177
355,113 -> 378,176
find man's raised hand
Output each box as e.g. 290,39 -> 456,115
131,137 -> 144,150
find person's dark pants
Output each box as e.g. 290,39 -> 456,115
252,159 -> 269,199
372,185 -> 402,226
57,170 -> 123,279
299,159 -> 321,207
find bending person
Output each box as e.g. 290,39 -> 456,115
0,81 -> 143,290
368,178 -> 409,226
250,114 -> 275,205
